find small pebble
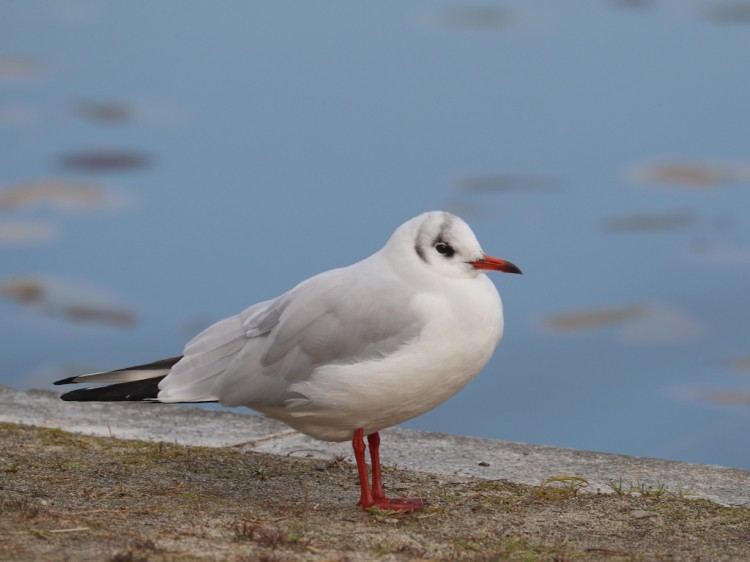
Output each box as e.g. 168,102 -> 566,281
314,463 -> 326,471
478,461 -> 490,467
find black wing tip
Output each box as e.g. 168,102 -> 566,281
58,376 -> 167,402
60,391 -> 161,402
53,355 -> 182,388
60,388 -> 86,401
60,387 -> 96,401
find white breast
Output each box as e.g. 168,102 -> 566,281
257,273 -> 504,442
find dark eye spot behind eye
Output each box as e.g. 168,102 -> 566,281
415,243 -> 426,262
435,243 -> 455,257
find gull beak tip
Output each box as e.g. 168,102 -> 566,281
470,256 -> 523,275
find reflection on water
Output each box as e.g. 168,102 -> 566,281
604,212 -> 694,233
613,0 -> 653,9
0,277 -> 136,328
542,303 -> 706,345
543,304 -> 646,332
0,56 -> 45,82
0,180 -> 127,211
687,242 -> 750,266
59,151 -> 151,172
60,304 -> 135,327
432,6 -> 516,31
701,3 -> 750,24
698,390 -> 750,407
616,304 -> 706,346
0,278 -> 46,304
0,220 -> 58,246
74,100 -> 134,123
457,174 -> 559,193
726,357 -> 750,374
629,161 -> 750,189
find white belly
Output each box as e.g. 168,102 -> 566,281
256,274 -> 504,442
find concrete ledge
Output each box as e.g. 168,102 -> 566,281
1,385 -> 748,507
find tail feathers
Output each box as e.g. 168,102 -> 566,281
55,355 -> 212,403
60,376 -> 167,402
54,356 -> 183,386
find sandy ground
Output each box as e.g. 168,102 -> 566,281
1,422 -> 749,561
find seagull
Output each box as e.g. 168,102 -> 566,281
54,211 -> 521,510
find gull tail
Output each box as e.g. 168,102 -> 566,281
54,356 -> 186,402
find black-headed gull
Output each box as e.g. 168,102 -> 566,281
55,211 -> 521,510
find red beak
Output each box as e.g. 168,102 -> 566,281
469,255 -> 522,274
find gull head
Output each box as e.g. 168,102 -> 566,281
383,211 -> 522,280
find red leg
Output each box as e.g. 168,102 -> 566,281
367,432 -> 385,501
352,428 -> 373,508
361,430 -> 425,511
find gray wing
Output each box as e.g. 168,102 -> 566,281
158,267 -> 424,408
156,295 -> 282,403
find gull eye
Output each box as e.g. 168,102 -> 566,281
435,243 -> 455,257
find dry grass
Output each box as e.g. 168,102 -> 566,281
1,422 -> 749,561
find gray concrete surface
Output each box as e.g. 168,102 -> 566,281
1,385 -> 748,507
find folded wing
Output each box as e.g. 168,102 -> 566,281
162,267 -> 424,409
57,265 -> 425,409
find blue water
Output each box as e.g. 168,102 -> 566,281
2,2 -> 749,469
